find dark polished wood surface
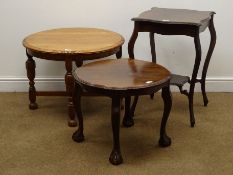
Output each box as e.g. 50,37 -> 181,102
72,59 -> 172,165
133,7 -> 214,26
73,59 -> 170,90
23,28 -> 124,127
128,7 -> 216,127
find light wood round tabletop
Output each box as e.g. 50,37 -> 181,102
23,28 -> 124,55
23,27 -> 124,127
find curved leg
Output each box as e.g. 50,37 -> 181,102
109,96 -> 123,165
149,32 -> 157,63
116,46 -> 122,59
26,50 -> 38,110
128,22 -> 139,123
65,58 -> 77,127
188,31 -> 202,127
201,16 -> 216,106
72,83 -> 84,142
128,22 -> 138,59
149,32 -> 157,99
159,85 -> 172,147
122,96 -> 134,127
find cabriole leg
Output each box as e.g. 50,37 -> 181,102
159,86 -> 172,147
109,96 -> 123,165
201,16 -> 216,106
188,32 -> 202,127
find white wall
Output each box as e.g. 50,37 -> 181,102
0,0 -> 233,92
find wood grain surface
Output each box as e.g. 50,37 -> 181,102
73,58 -> 170,90
23,28 -> 124,54
132,7 -> 215,26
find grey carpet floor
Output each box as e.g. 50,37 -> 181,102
0,92 -> 232,175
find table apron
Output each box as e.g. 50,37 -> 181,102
26,47 -> 121,61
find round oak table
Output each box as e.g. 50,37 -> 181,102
23,28 -> 124,126
72,58 -> 172,165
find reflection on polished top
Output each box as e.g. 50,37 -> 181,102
73,59 -> 170,90
23,28 -> 124,54
132,7 -> 215,26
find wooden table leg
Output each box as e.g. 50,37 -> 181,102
159,85 -> 172,147
116,46 -> 122,59
149,32 -> 156,99
72,83 -> 84,142
65,58 -> 77,127
201,15 -> 216,106
122,96 -> 134,127
127,23 -> 140,121
26,51 -> 38,110
109,96 -> 123,165
149,32 -> 157,63
188,32 -> 202,127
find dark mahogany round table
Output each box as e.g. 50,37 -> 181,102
72,58 -> 172,165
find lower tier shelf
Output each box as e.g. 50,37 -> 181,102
170,74 -> 190,87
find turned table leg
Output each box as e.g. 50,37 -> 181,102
109,96 -> 123,165
26,51 -> 38,110
65,58 -> 77,127
159,85 -> 172,147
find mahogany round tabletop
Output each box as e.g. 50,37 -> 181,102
23,28 -> 124,60
73,58 -> 170,92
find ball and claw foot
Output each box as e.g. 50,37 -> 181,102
29,103 -> 38,110
72,130 -> 84,143
159,135 -> 171,147
109,150 -> 123,165
122,117 -> 134,127
68,120 -> 77,127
